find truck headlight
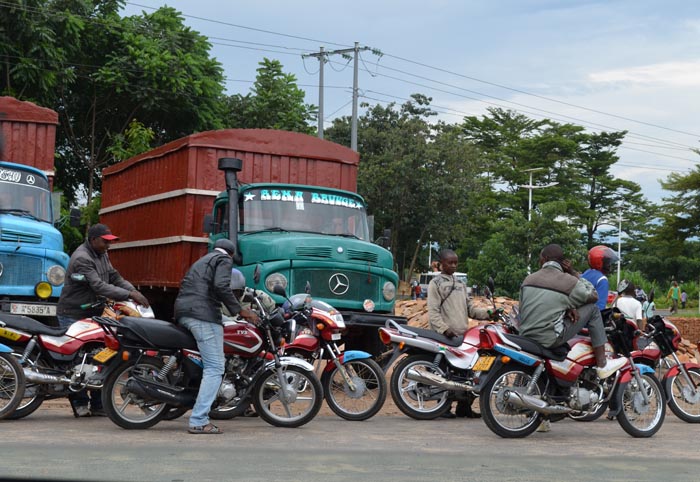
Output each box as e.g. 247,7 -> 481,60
265,273 -> 288,292
382,281 -> 396,301
35,282 -> 52,299
47,265 -> 66,286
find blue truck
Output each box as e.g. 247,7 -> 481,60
0,160 -> 68,321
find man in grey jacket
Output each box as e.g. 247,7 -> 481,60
519,244 -> 626,379
174,238 -> 259,434
57,223 -> 149,417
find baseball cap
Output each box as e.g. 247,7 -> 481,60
87,223 -> 119,241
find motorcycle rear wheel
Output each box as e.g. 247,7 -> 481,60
252,365 -> 322,428
615,372 -> 665,437
0,352 -> 25,419
209,397 -> 250,420
4,357 -> 48,420
322,358 -> 387,421
479,365 -> 542,438
664,366 -> 700,423
390,354 -> 451,420
102,356 -> 169,430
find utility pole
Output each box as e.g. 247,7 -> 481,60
303,43 -> 373,151
519,167 -> 558,274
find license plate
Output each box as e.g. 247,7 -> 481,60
0,327 -> 21,341
472,355 -> 496,371
331,333 -> 342,341
10,303 -> 56,316
93,347 -> 117,363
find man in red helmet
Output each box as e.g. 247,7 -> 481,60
582,245 -> 619,311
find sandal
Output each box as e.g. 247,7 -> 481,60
188,423 -> 223,435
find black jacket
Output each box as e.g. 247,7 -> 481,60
174,249 -> 242,324
57,240 -> 134,318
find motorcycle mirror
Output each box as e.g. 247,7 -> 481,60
272,284 -> 287,298
648,289 -> 654,302
487,276 -> 495,294
253,264 -> 261,284
305,281 -> 311,294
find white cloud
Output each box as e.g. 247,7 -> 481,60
589,61 -> 700,87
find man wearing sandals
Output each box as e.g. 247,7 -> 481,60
175,238 -> 260,434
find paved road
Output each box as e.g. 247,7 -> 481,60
1,403 -> 699,482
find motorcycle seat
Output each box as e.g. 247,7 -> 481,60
0,314 -> 68,337
501,333 -> 569,361
397,325 -> 464,347
118,316 -> 197,350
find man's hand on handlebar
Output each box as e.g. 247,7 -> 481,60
239,308 -> 260,325
129,290 -> 150,307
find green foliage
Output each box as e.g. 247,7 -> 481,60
106,119 -> 155,162
658,163 -> 700,241
223,58 -> 316,134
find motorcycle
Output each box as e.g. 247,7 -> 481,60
93,286 -> 323,430
281,293 -> 387,421
377,283 -> 517,420
632,314 -> 700,423
0,337 -> 25,419
0,299 -> 148,419
478,307 -> 665,438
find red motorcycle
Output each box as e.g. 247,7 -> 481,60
632,315 -> 700,423
0,299 -> 148,419
281,294 -> 387,421
478,308 -> 665,438
94,286 -> 323,429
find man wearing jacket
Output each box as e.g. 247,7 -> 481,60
57,223 -> 149,417
174,238 -> 259,434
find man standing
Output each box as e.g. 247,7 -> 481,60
519,244 -> 626,379
57,223 -> 149,417
427,249 -> 490,418
174,238 -> 259,434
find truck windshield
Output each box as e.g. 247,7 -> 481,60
0,171 -> 52,223
240,187 -> 370,241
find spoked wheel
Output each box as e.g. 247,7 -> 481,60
389,354 -> 450,420
0,353 -> 25,419
102,356 -> 169,430
252,365 -> 322,428
479,365 -> 543,438
615,372 -> 665,437
321,358 -> 387,421
665,366 -> 700,423
4,357 -> 47,420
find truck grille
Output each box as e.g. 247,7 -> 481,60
0,229 -> 42,244
346,249 -> 378,263
293,269 -> 378,302
0,253 -> 43,286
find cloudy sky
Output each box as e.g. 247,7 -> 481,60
123,0 -> 700,205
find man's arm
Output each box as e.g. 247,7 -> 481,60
427,280 -> 450,334
75,257 -> 132,301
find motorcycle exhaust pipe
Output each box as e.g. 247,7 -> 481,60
502,390 -> 572,415
125,377 -> 196,408
405,367 -> 475,392
24,369 -> 70,385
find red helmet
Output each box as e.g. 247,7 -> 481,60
588,245 -> 619,274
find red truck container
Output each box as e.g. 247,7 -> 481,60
0,96 -> 58,186
101,128 -> 359,290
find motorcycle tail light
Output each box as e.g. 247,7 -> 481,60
479,328 -> 494,350
104,335 -> 119,350
378,329 -> 391,345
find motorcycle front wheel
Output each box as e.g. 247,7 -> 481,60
0,352 -> 25,419
321,358 -> 387,421
252,365 -> 322,428
479,365 -> 543,438
389,354 -> 450,420
664,366 -> 700,423
102,356 -> 169,430
615,372 -> 665,437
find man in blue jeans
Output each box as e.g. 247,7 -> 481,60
174,238 -> 259,434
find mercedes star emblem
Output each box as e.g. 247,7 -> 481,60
329,273 -> 350,295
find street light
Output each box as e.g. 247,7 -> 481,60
519,168 -> 559,273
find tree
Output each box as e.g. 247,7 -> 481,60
658,163 -> 700,241
223,58 -> 316,134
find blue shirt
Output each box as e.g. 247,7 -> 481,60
581,268 -> 608,311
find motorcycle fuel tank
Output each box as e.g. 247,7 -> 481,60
223,319 -> 263,355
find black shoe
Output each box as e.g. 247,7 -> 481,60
440,411 -> 456,419
90,407 -> 107,417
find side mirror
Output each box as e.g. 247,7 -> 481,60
305,281 -> 311,294
69,208 -> 81,228
272,284 -> 287,298
487,276 -> 495,295
253,264 -> 261,284
648,289 -> 655,303
203,214 -> 215,234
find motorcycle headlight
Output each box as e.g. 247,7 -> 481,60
47,265 -> 66,286
265,273 -> 288,292
382,281 -> 396,301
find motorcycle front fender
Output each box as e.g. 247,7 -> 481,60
265,356 -> 315,373
322,350 -> 372,373
663,362 -> 700,380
